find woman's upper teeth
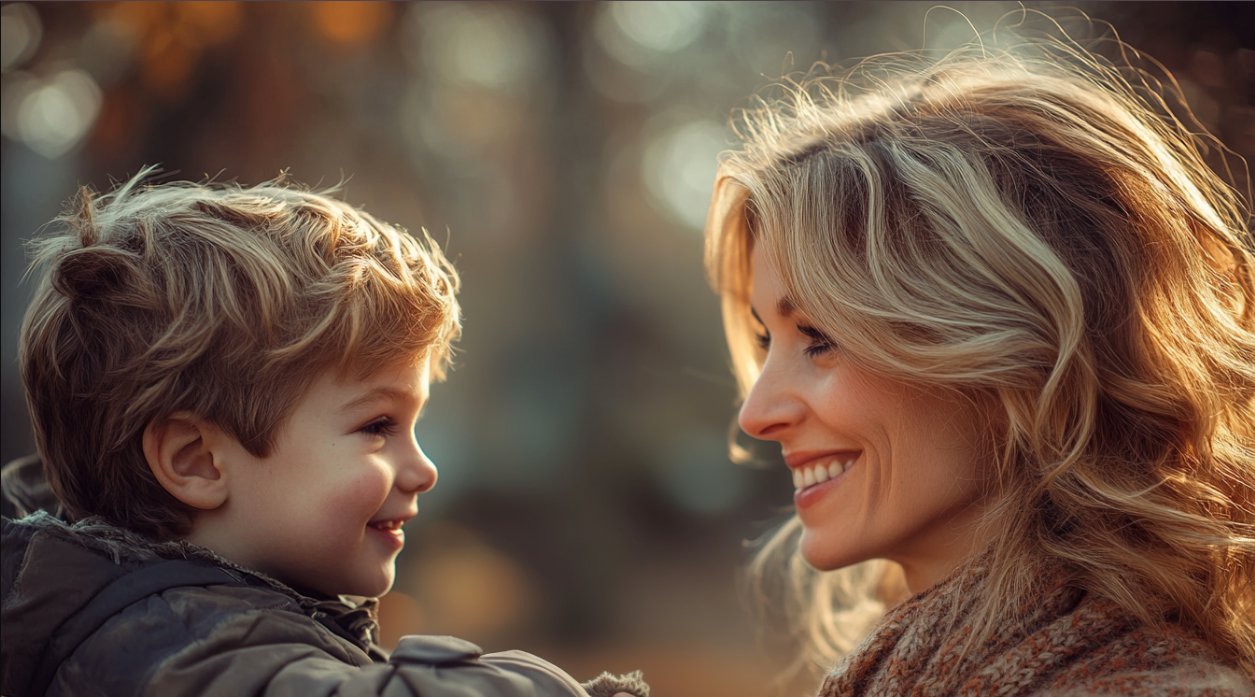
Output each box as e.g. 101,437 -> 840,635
792,456 -> 856,489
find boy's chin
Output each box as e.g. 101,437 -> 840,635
343,579 -> 394,599
306,571 -> 395,599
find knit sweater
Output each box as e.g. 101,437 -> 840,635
819,557 -> 1252,697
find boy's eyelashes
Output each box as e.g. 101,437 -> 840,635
359,416 -> 399,437
358,405 -> 428,438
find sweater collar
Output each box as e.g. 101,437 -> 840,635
820,554 -> 1098,697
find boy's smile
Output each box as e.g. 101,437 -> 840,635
187,357 -> 437,597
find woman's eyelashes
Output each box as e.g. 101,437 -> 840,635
799,325 -> 836,357
752,324 -> 835,357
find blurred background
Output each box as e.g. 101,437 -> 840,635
2,2 -> 1252,695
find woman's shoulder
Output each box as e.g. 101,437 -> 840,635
821,572 -> 1252,697
963,591 -> 1252,697
1031,615 -> 1253,697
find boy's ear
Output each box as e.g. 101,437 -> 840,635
143,412 -> 228,510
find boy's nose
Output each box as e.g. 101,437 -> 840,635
397,440 -> 438,494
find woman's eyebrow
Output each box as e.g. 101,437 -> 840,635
750,298 -> 797,326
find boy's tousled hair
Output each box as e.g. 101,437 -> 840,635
708,11 -> 1255,682
20,169 -> 461,540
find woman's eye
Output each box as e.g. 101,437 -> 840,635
360,417 -> 398,437
798,325 -> 835,358
754,331 -> 771,350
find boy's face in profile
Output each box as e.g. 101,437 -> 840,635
192,358 -> 437,597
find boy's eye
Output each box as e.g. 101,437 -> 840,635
360,417 -> 398,437
798,325 -> 835,358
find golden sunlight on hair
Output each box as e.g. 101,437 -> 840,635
706,12 -> 1255,681
20,169 -> 461,540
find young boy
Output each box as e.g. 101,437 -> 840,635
0,173 -> 644,697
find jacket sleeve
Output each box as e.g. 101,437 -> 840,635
140,611 -> 590,697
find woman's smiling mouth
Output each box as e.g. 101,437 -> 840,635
787,451 -> 860,509
791,454 -> 857,491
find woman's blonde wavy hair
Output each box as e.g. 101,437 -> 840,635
706,12 -> 1255,682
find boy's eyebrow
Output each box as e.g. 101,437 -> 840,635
337,386 -> 422,414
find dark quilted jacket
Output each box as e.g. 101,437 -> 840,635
0,458 -> 645,697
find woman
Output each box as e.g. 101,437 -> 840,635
705,20 -> 1255,696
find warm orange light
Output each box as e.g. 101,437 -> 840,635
310,1 -> 390,49
376,591 -> 425,650
107,1 -> 166,37
405,524 -> 536,640
174,1 -> 242,48
142,31 -> 194,100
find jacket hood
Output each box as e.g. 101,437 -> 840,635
0,453 -> 61,520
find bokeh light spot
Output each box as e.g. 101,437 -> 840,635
11,69 -> 102,159
1,3 -> 42,73
642,118 -> 726,230
612,1 -> 706,54
406,3 -> 552,90
595,1 -> 712,70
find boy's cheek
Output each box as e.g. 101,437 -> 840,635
325,467 -> 392,523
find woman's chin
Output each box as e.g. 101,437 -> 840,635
799,532 -> 861,572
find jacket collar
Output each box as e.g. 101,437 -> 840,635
3,455 -> 381,651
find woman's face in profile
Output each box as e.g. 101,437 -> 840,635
740,246 -> 998,591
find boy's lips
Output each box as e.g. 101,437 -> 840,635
367,511 -> 416,532
367,512 -> 413,552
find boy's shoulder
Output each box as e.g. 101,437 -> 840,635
1,493 -> 613,697
2,508 -> 379,697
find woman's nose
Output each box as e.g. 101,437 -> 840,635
737,360 -> 803,440
396,438 -> 438,494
